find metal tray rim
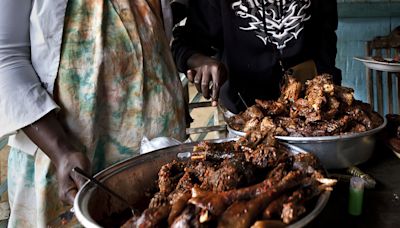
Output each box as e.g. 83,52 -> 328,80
227,118 -> 387,142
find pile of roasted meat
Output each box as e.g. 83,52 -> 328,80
228,74 -> 383,137
122,131 -> 336,227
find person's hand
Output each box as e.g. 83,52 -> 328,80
54,151 -> 91,205
187,54 -> 228,106
22,112 -> 91,205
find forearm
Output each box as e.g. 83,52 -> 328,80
22,112 -> 76,167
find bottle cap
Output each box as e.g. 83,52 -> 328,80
350,176 -> 365,191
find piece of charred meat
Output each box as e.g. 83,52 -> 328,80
243,118 -> 261,132
255,99 -> 288,116
290,98 -> 313,120
170,204 -> 205,228
217,171 -> 306,228
281,177 -> 336,224
323,96 -> 340,120
133,205 -> 171,228
244,143 -> 289,169
262,194 -> 289,219
158,161 -> 186,195
305,74 -> 334,112
228,105 -> 264,131
200,159 -> 256,192
334,85 -> 354,106
188,162 -> 292,217
279,75 -> 303,103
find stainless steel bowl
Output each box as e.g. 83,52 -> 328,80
227,119 -> 387,169
227,124 -> 246,137
74,139 -> 330,228
276,118 -> 387,169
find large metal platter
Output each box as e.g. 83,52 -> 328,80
74,139 -> 330,228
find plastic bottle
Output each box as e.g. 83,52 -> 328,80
348,176 -> 365,216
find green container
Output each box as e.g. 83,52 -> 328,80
348,177 -> 365,216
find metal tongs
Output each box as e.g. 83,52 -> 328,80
73,167 -> 140,217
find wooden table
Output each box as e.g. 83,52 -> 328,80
308,141 -> 400,227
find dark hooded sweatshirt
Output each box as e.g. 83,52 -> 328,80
172,0 -> 341,113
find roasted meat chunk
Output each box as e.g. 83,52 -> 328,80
279,75 -> 303,103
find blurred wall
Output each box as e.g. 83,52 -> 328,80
336,0 -> 400,114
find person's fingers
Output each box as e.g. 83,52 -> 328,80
212,100 -> 218,106
211,81 -> 220,104
210,65 -> 224,105
187,69 -> 195,83
194,69 -> 202,94
201,71 -> 211,99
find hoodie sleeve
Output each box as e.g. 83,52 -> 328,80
171,0 -> 223,73
312,0 -> 342,85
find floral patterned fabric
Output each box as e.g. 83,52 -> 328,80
8,0 -> 186,226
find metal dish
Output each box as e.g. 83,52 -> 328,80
276,118 -> 387,169
227,124 -> 246,137
74,139 -> 330,228
227,118 -> 387,169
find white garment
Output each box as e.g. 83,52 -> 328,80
0,0 -> 173,155
0,0 -> 66,154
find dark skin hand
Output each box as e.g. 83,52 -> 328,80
23,111 -> 91,205
187,53 -> 228,106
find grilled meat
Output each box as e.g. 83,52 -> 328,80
133,205 -> 171,228
243,118 -> 261,132
217,170 -> 306,228
255,100 -> 288,116
334,85 -> 354,106
279,75 -> 303,103
244,144 -> 289,169
262,194 -> 289,219
158,161 -> 186,195
170,205 -> 204,228
131,137 -> 335,227
200,159 -> 256,192
229,74 -> 383,136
